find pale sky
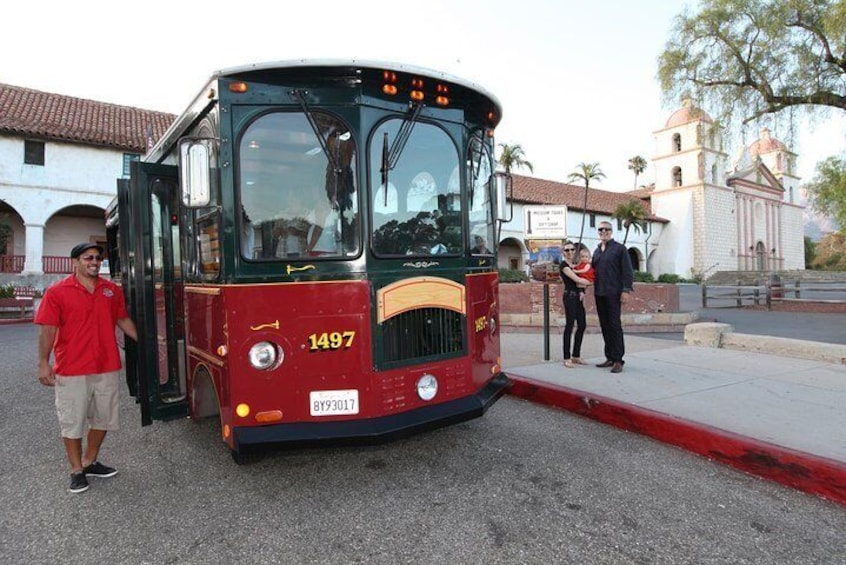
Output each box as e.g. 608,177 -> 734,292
3,0 -> 845,191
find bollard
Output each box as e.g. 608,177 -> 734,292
768,273 -> 783,299
543,283 -> 550,361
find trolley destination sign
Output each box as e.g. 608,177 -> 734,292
523,205 -> 568,239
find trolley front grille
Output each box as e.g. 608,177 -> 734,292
381,307 -> 464,364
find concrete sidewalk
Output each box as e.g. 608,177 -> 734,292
502,330 -> 846,507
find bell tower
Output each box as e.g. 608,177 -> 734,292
747,128 -> 800,204
649,97 -> 732,278
653,97 -> 726,192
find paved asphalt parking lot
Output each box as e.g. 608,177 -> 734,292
659,284 -> 846,346
2,293 -> 845,564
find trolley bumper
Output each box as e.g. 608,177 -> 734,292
232,372 -> 511,450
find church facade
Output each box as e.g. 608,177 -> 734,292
498,99 -> 806,279
648,99 -> 805,279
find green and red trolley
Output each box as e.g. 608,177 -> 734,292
106,60 -> 511,461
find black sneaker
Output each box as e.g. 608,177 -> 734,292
83,461 -> 118,478
69,472 -> 89,494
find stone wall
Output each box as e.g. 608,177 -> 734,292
500,282 -> 681,328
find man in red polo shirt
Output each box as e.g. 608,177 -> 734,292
35,242 -> 137,494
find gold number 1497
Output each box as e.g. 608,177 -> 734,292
308,331 -> 356,351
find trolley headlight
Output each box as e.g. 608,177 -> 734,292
416,373 -> 438,401
248,341 -> 280,370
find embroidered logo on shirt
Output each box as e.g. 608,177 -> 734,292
102,288 -> 114,298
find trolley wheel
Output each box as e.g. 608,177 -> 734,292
230,448 -> 259,465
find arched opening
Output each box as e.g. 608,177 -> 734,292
627,247 -> 642,271
44,205 -> 108,274
672,167 -> 683,187
0,202 -> 25,273
672,133 -> 682,152
755,241 -> 766,271
498,236 -> 527,272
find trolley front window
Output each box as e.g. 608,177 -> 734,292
370,119 -> 461,256
238,111 -> 359,260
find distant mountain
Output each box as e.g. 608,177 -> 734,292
800,187 -> 839,241
804,210 -> 839,241
805,219 -> 824,241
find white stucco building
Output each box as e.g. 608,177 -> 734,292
0,83 -> 173,284
498,175 -> 667,275
499,98 -> 806,279
649,98 -> 805,278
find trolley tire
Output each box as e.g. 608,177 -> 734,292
231,448 -> 259,465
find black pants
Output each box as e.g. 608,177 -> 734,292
562,291 -> 586,359
595,294 -> 625,362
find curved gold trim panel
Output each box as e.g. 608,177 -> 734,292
250,320 -> 280,331
377,276 -> 465,324
286,264 -> 316,275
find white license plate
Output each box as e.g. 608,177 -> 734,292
309,389 -> 359,417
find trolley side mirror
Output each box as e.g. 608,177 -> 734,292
178,139 -> 211,207
493,171 -> 513,223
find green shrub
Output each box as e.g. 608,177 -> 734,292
498,269 -> 529,283
634,271 -> 655,282
0,285 -> 15,299
657,273 -> 684,284
824,252 -> 843,268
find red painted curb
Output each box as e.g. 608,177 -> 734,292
507,375 -> 846,507
0,318 -> 33,325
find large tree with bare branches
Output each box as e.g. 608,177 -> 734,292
658,0 -> 846,124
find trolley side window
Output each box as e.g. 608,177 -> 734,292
197,214 -> 221,277
468,132 -> 495,256
370,120 -> 461,257
238,111 -> 359,260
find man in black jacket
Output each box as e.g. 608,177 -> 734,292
592,221 -> 634,373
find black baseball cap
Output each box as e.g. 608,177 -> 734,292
70,242 -> 104,259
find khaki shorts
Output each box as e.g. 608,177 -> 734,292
54,372 -> 120,439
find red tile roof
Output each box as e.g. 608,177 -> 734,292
511,174 -> 667,222
0,83 -> 175,153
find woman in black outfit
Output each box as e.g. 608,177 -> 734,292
559,243 -> 593,368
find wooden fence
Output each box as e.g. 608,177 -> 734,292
0,255 -> 72,274
702,278 -> 846,310
0,255 -> 25,273
701,282 -> 767,308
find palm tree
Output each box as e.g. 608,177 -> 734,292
628,155 -> 647,190
613,199 -> 648,245
567,162 -> 606,246
497,143 -> 534,174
